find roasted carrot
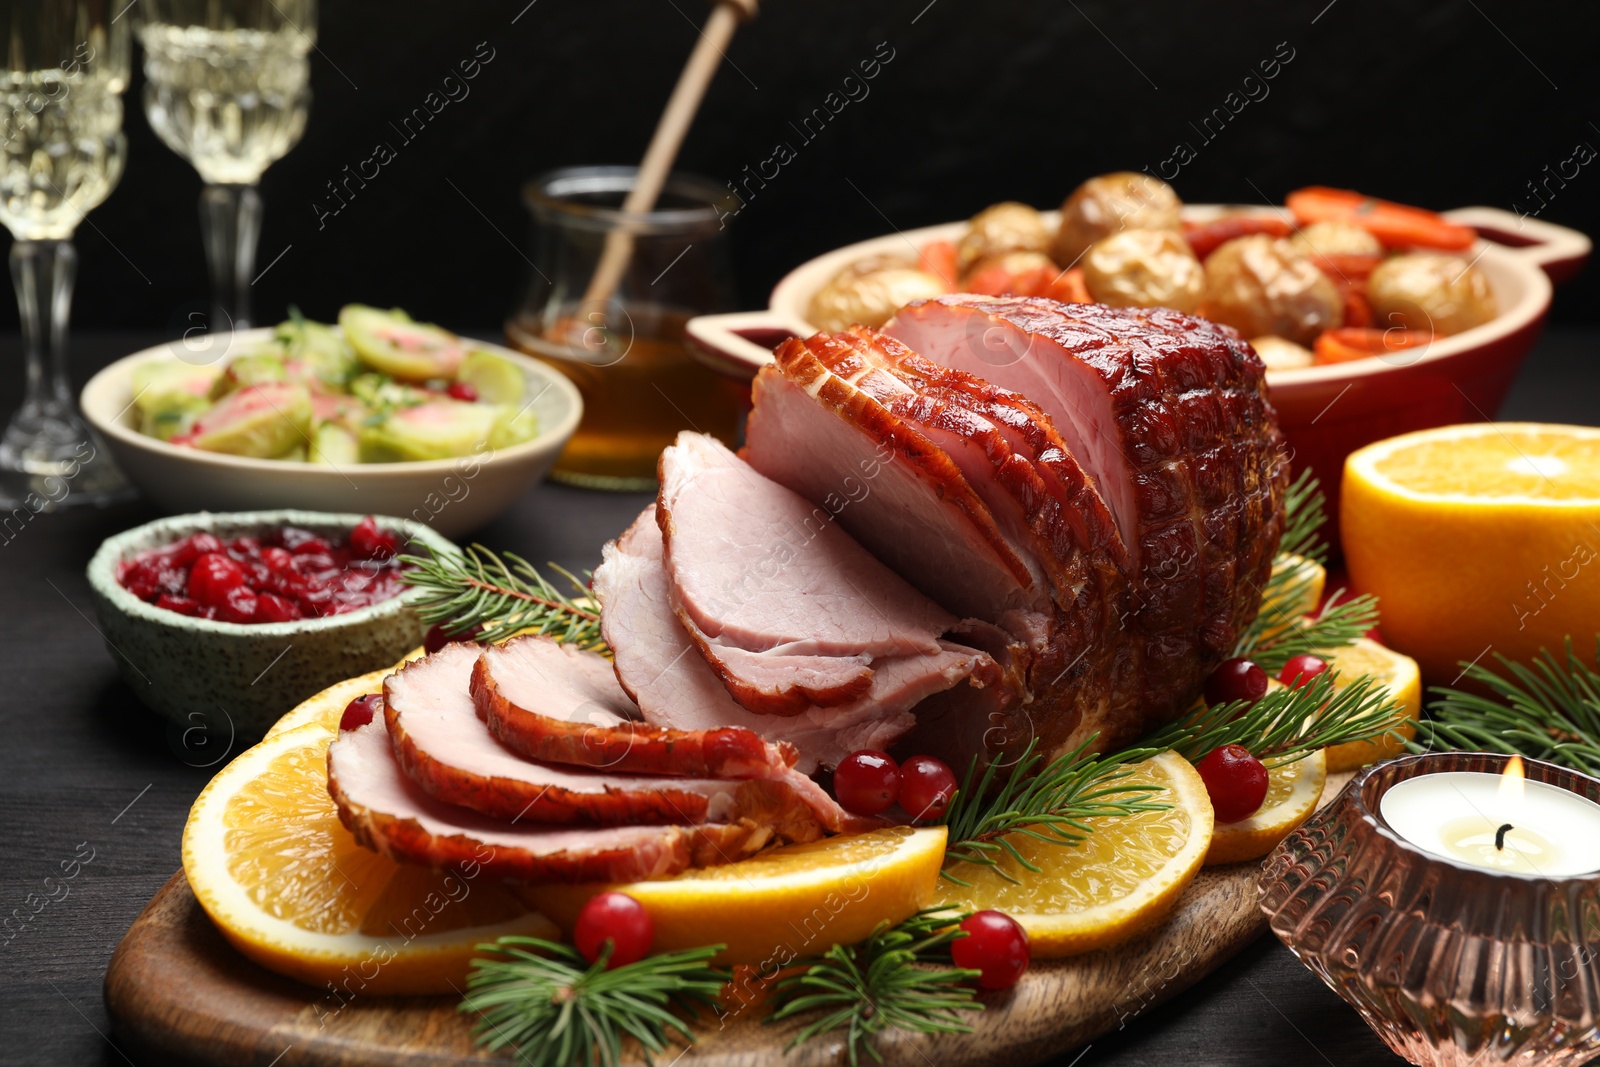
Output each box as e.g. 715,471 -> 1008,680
1045,267 -> 1093,304
1341,287 -> 1374,329
1286,187 -> 1475,252
917,240 -> 960,290
1313,327 -> 1433,364
965,262 -> 1017,295
1306,252 -> 1383,282
1181,215 -> 1293,260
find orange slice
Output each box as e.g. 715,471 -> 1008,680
533,826 -> 946,966
1322,637 -> 1422,772
1204,748 -> 1327,865
182,721 -> 555,995
935,752 -> 1214,958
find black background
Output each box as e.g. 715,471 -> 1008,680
12,0 -> 1600,340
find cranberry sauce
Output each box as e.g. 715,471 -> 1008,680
118,516 -> 407,624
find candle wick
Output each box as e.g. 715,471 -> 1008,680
1495,823 -> 1514,851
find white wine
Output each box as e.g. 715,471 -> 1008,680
139,22 -> 310,185
0,70 -> 127,241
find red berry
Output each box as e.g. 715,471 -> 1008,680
1279,653 -> 1328,690
1195,744 -> 1270,822
291,536 -> 332,556
339,694 -> 382,732
446,381 -> 479,402
253,593 -> 301,623
423,622 -> 484,654
155,594 -> 202,616
172,531 -> 225,567
574,891 -> 653,968
349,516 -> 399,561
1205,657 -> 1269,707
951,910 -> 1030,990
834,750 -> 900,816
187,552 -> 249,608
216,585 -> 259,624
899,755 -> 957,821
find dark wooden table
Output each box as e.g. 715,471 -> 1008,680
3,330 -> 1597,1067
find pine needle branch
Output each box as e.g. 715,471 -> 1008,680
460,937 -> 728,1067
767,908 -> 982,1067
1413,636 -> 1600,776
399,543 -> 607,651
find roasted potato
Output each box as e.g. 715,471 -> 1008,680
1366,252 -> 1496,336
1081,229 -> 1204,313
1202,235 -> 1342,346
807,267 -> 948,332
1286,221 -> 1383,259
1250,335 -> 1315,371
1053,172 -> 1183,267
958,202 -> 1053,272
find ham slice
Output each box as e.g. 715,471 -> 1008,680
596,506 -> 1001,774
385,644 -> 827,840
327,715 -> 775,883
471,635 -> 799,780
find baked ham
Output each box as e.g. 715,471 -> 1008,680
888,296 -> 1288,738
327,714 -> 779,883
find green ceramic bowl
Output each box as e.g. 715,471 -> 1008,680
86,510 -> 458,739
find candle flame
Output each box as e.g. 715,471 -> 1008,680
1498,755 -> 1527,807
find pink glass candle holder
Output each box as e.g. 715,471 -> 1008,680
1258,752 -> 1600,1067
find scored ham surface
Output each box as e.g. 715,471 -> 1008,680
327,715 -> 776,883
471,635 -> 800,780
386,644 -> 836,837
595,502 -> 1004,774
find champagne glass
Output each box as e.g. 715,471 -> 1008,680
0,0 -> 132,505
137,0 -> 313,332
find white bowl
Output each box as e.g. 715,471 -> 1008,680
81,330 -> 582,537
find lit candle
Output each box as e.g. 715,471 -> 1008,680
1379,756 -> 1600,877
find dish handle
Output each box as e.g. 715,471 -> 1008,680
685,309 -> 812,380
1444,206 -> 1592,285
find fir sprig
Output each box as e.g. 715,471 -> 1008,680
1413,637 -> 1600,776
1243,590 -> 1381,674
459,937 -> 728,1067
399,543 -> 607,651
767,908 -> 982,1066
939,670 -> 1403,883
938,738 -> 1170,881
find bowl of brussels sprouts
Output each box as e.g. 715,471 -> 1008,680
81,306 -> 583,537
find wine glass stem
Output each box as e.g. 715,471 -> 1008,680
11,240 -> 77,420
200,182 -> 263,331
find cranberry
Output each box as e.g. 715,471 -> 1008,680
216,585 -> 259,624
253,593 -> 301,623
834,750 -> 900,816
574,892 -> 653,968
339,694 -> 383,731
899,755 -> 957,821
291,536 -> 332,556
446,381 -> 479,402
1195,744 -> 1270,823
155,594 -> 202,616
260,546 -> 295,572
188,552 -> 249,608
230,536 -> 262,557
349,516 -> 399,560
172,531 -> 225,567
1204,657 -> 1269,707
1279,653 -> 1329,690
951,910 -> 1030,990
424,622 -> 484,654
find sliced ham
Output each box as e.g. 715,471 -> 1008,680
596,506 -> 1002,774
471,634 -> 800,780
385,644 -> 828,841
327,715 -> 775,883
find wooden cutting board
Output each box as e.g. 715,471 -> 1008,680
104,775 -> 1352,1066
